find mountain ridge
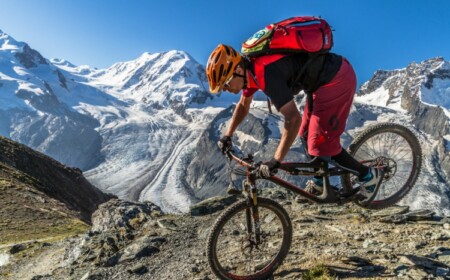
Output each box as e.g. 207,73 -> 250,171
0,135 -> 114,246
356,56 -> 450,186
0,29 -> 448,215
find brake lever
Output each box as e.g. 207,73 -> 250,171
242,153 -> 254,163
224,147 -> 234,161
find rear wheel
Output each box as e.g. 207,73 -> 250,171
207,198 -> 292,280
342,123 -> 422,209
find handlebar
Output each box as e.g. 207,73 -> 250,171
225,148 -> 295,178
225,148 -> 257,170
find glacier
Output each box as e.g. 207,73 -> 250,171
0,29 -> 449,215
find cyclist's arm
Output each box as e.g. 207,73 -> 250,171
259,58 -> 302,162
274,100 -> 301,161
225,94 -> 253,136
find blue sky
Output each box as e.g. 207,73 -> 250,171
1,0 -> 450,85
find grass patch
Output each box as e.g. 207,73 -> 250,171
0,218 -> 89,245
0,179 -> 90,246
0,178 -> 14,189
303,264 -> 334,280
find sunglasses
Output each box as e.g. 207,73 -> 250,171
223,72 -> 245,89
223,74 -> 235,89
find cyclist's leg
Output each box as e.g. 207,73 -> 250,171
298,58 -> 375,194
305,57 -> 356,157
298,99 -> 324,191
331,148 -> 369,178
306,58 -> 373,175
298,98 -> 311,142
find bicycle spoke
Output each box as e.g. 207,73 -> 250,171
368,137 -> 379,156
356,146 -> 376,160
384,133 -> 402,156
347,124 -> 421,209
213,205 -> 286,277
391,147 -> 412,161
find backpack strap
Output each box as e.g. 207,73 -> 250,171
293,53 -> 326,112
246,62 -> 274,114
242,55 -> 272,114
243,56 -> 275,114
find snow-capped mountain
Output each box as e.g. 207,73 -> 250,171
0,29 -> 448,215
357,57 -> 450,180
356,57 -> 450,214
358,57 -> 450,138
0,29 -> 231,213
0,30 -> 105,170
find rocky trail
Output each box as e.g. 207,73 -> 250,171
1,192 -> 449,280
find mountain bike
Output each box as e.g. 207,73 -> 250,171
206,123 -> 422,280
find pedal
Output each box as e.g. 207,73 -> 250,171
358,170 -> 385,205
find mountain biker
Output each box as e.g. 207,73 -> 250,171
206,44 -> 381,195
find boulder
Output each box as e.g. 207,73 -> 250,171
189,195 -> 238,216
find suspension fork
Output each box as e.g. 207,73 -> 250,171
243,180 -> 253,237
243,177 -> 261,244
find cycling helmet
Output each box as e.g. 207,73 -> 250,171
206,44 -> 242,93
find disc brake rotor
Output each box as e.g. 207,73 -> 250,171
372,156 -> 397,181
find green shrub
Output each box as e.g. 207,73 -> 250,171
303,264 -> 333,280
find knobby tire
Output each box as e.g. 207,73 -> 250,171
342,123 -> 422,209
207,198 -> 292,280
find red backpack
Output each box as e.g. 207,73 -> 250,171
241,16 -> 333,57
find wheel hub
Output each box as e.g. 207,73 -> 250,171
373,156 -> 397,181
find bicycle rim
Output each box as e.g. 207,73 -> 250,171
207,198 -> 292,280
345,123 -> 422,209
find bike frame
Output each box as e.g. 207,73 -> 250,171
227,150 -> 365,204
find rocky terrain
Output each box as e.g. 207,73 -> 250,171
0,136 -> 114,246
1,191 -> 449,279
0,134 -> 448,279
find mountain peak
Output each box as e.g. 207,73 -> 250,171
51,58 -> 76,68
406,56 -> 445,75
0,30 -> 47,68
0,29 -> 23,50
164,49 -> 197,63
138,51 -> 152,58
357,56 -> 450,139
359,57 -> 448,96
164,49 -> 189,57
419,56 -> 445,65
14,43 -> 48,68
134,50 -> 193,65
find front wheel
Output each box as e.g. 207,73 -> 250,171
207,197 -> 292,280
342,123 -> 422,209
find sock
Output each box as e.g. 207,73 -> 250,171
361,169 -> 373,182
312,177 -> 323,186
331,148 -> 369,180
